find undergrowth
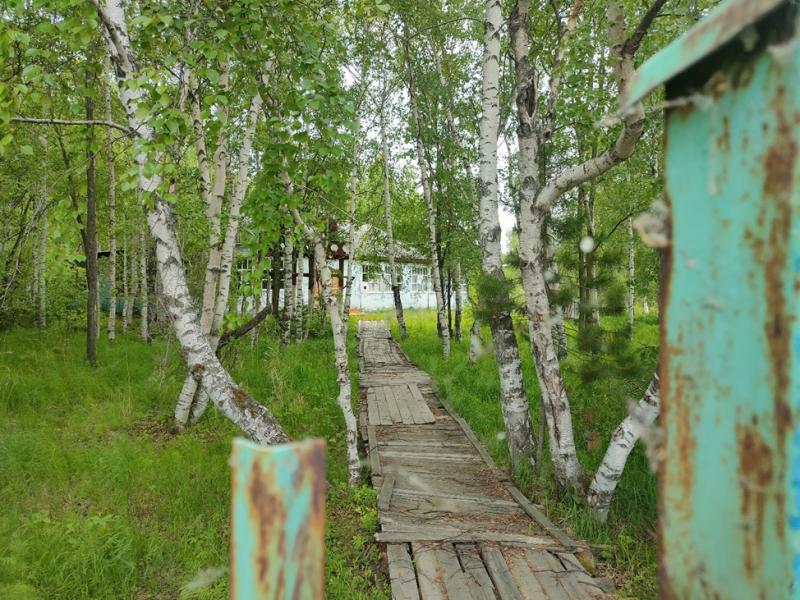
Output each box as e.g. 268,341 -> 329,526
0,320 -> 388,600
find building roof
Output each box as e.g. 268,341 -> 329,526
343,223 -> 429,264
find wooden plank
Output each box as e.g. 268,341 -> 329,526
557,572 -> 591,600
379,441 -> 473,449
503,484 -> 578,551
390,495 -> 524,518
375,531 -> 560,548
384,386 -> 403,423
378,473 -> 396,512
526,551 -> 570,600
434,545 -> 474,600
456,545 -> 496,600
394,384 -> 418,424
411,544 -> 446,600
380,451 -> 482,462
376,386 -> 392,425
555,553 -> 584,572
482,548 -> 524,600
408,383 -> 436,423
360,412 -> 368,442
368,389 -> 380,427
503,552 -> 547,600
387,544 -> 420,600
368,425 -> 382,476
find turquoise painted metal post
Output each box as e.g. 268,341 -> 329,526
229,437 -> 326,599
622,0 -> 800,597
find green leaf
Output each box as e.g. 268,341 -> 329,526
206,69 -> 220,85
376,3 -> 391,12
134,104 -> 149,121
20,145 -> 33,155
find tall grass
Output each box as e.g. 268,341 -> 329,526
378,308 -> 660,599
0,321 -> 387,600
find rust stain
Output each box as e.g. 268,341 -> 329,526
248,460 -> 286,596
718,116 -> 731,154
736,417 -> 774,581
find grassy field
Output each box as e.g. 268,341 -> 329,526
1,308 -> 660,599
0,321 -> 389,600
376,308 -> 661,599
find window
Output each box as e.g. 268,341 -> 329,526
362,265 -> 388,293
410,265 -> 430,292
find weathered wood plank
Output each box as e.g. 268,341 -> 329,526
557,572 -> 591,600
375,531 -> 560,548
380,451 -> 482,462
384,386 -> 403,423
391,489 -> 519,507
387,544 -> 420,600
555,553 -> 584,573
393,384 -> 419,424
526,552 -> 570,600
411,544 -> 446,600
368,389 -> 380,427
376,386 -> 392,425
456,545 -> 496,600
379,441 -> 473,449
503,552 -> 547,600
368,425 -> 381,476
378,474 -> 396,512
360,412 -> 368,442
434,545 -> 474,600
408,384 -> 436,424
482,548 -> 524,600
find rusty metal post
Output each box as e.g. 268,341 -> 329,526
229,438 -> 326,599
622,1 -> 800,597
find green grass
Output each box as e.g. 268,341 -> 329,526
376,308 -> 660,599
0,320 -> 389,600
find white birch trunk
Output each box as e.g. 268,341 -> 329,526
182,92 -> 262,427
628,215 -> 635,335
139,221 -> 148,340
105,55 -> 117,342
587,370 -> 660,522
38,192 -> 46,329
407,58 -> 449,359
32,181 -> 39,318
292,208 -> 360,486
295,253 -> 303,342
123,236 -> 134,331
453,262 -> 462,343
305,265 -> 314,341
96,0 -> 289,445
643,297 -> 649,315
380,97 -> 407,338
478,0 -> 537,470
281,238 -> 294,345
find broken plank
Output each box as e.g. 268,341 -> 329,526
482,548 -> 524,600
434,545 -> 474,600
503,552 -> 547,600
408,383 -> 436,423
387,544 -> 420,600
368,425 -> 382,476
378,473 -> 396,512
411,544 -> 446,600
380,451 -> 482,462
456,545 -> 496,600
557,572 -> 592,600
526,551 -> 570,600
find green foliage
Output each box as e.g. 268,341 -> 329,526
474,272 -> 519,322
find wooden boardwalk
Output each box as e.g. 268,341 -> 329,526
357,320 -> 611,600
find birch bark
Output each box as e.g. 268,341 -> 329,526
281,237 -> 294,345
105,55 -> 116,342
478,0 -> 537,470
85,95 -> 98,366
181,92 -> 263,427
139,220 -> 148,341
453,262 -> 462,343
380,95 -> 407,338
95,0 -> 289,445
295,253 -> 304,342
628,215 -> 635,336
406,50 -> 449,359
587,370 -> 660,521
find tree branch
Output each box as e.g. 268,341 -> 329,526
623,0 -> 671,58
12,117 -> 132,134
216,304 -> 271,354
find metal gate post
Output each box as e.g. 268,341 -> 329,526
229,437 -> 326,599
622,1 -> 800,597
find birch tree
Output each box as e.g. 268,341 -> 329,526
476,0 -> 538,470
